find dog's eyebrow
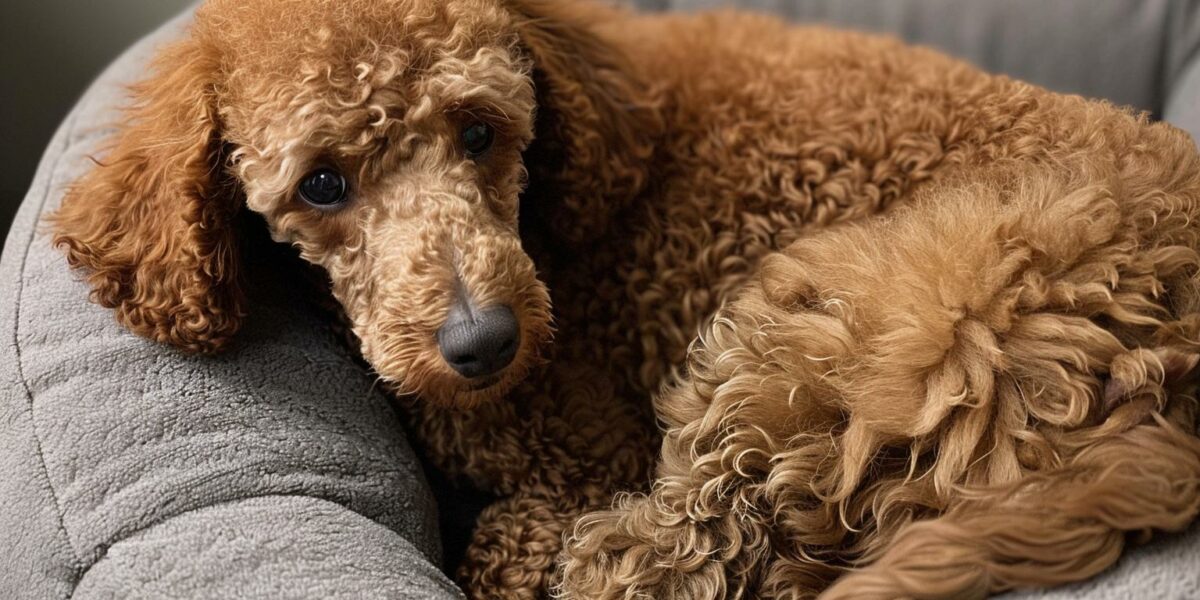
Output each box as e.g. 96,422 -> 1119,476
453,102 -> 516,122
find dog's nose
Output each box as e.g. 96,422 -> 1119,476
437,302 -> 520,379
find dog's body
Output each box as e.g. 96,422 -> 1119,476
52,0 -> 1200,598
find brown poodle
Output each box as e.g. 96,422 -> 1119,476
51,0 -> 1200,598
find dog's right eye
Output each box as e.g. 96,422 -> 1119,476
462,121 -> 495,158
298,168 -> 349,207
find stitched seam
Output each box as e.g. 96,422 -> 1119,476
14,107 -> 87,598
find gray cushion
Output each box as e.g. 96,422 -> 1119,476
0,9 -> 461,599
1166,1 -> 1200,143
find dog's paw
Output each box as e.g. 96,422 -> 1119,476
556,492 -> 734,600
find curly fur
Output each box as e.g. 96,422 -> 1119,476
51,1 -> 1200,598
560,163 -> 1200,598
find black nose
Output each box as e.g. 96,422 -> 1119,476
437,303 -> 520,379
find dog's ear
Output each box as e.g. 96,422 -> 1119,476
505,0 -> 661,243
51,37 -> 243,354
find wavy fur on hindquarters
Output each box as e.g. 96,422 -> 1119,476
558,163 -> 1200,599
822,411 -> 1200,599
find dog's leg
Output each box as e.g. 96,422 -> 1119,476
448,361 -> 659,600
458,489 -> 585,600
821,399 -> 1200,599
557,285 -> 862,598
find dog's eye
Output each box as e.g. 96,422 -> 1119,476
298,168 -> 349,207
462,122 -> 494,158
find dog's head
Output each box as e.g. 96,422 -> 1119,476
51,0 -> 656,407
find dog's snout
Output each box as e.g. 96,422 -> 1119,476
437,301 -> 520,380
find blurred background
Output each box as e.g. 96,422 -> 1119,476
0,0 -> 193,248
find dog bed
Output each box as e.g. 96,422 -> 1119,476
0,2 -> 1196,598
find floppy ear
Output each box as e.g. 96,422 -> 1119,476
51,37 -> 243,354
506,0 -> 662,244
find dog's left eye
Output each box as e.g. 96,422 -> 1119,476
462,122 -> 495,158
298,168 -> 349,207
